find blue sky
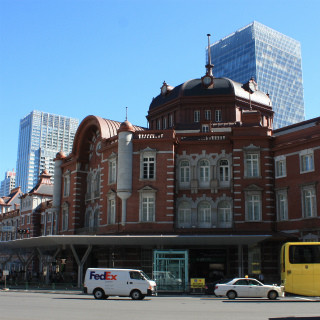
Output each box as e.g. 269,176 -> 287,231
1,0 -> 320,177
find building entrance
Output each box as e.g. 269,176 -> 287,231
153,250 -> 188,292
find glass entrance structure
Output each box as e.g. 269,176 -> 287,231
153,250 -> 188,292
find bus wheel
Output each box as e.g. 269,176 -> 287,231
93,288 -> 106,300
268,290 -> 278,300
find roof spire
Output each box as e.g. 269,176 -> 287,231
206,34 -> 214,77
125,107 -> 128,121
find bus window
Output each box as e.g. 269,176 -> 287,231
289,245 -> 320,264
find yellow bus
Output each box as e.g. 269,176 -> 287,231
281,242 -> 320,296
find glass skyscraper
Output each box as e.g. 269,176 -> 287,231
209,21 -> 305,128
16,111 -> 79,193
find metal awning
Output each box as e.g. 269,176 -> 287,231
1,234 -> 272,249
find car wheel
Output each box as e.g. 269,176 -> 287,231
227,290 -> 237,299
93,288 -> 106,300
131,289 -> 142,300
268,290 -> 278,300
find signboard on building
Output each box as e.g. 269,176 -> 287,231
0,226 -> 16,232
190,278 -> 205,289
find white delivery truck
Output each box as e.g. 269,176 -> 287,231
83,268 -> 157,300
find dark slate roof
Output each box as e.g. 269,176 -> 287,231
149,78 -> 272,110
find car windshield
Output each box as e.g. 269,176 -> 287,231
140,271 -> 151,280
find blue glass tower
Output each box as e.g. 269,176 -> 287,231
209,21 -> 305,129
16,111 -> 79,193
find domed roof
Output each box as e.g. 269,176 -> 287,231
149,77 -> 272,110
118,120 -> 135,133
55,150 -> 66,160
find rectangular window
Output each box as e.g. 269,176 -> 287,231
27,215 -> 31,224
109,160 -> 117,184
302,186 -> 316,218
300,152 -> 314,173
202,124 -> 209,132
245,153 -> 259,177
163,117 -> 167,129
143,156 -> 155,179
215,110 -> 221,122
108,199 -> 116,224
169,114 -> 173,128
276,190 -> 288,221
63,176 -> 70,197
204,110 -> 211,120
247,194 -> 261,221
275,159 -> 286,178
157,119 -> 161,130
194,110 -> 200,122
142,195 -> 155,222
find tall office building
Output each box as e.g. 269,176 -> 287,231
209,21 -> 305,128
0,170 -> 16,197
16,111 -> 79,193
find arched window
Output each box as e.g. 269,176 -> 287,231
178,202 -> 191,227
180,160 -> 190,184
198,202 -> 211,227
217,201 -> 232,228
199,160 -> 210,182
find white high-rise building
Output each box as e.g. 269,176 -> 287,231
16,111 -> 79,193
0,170 -> 16,196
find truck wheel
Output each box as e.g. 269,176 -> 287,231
131,289 -> 142,300
93,288 -> 106,300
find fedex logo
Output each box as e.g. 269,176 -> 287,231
90,271 -> 118,280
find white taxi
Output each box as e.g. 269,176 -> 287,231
214,277 -> 284,299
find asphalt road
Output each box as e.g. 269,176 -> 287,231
0,291 -> 319,320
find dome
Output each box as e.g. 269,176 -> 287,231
118,120 -> 135,133
55,150 -> 66,160
149,77 -> 272,111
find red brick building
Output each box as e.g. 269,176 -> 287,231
1,68 -> 319,291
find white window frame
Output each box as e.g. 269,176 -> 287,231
179,160 -> 190,185
217,201 -> 232,228
300,150 -> 314,173
197,201 -> 211,227
163,117 -> 167,129
245,153 -> 260,178
177,201 -> 192,227
199,159 -> 210,186
140,150 -> 156,180
276,189 -> 288,221
62,203 -> 69,231
204,110 -> 211,120
63,171 -> 70,197
141,194 -> 155,222
194,110 -> 200,123
246,192 -> 262,221
108,158 -> 117,184
202,124 -> 209,132
139,187 -> 156,222
275,157 -> 286,178
169,114 -> 173,128
219,159 -> 229,182
301,185 -> 317,218
108,198 -> 116,225
215,109 -> 221,122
